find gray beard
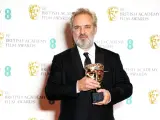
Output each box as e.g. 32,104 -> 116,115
75,39 -> 94,49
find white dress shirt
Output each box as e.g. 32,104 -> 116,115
77,44 -> 95,68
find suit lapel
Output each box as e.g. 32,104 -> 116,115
71,45 -> 85,79
95,43 -> 113,91
95,43 -> 104,65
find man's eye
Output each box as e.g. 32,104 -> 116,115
85,26 -> 91,28
74,26 -> 79,29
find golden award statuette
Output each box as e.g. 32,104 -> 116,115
85,63 -> 104,103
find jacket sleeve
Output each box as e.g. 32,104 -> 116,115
45,55 -> 78,101
109,54 -> 133,105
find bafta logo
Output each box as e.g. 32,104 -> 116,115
29,5 -> 40,20
0,90 -> 3,97
150,35 -> 160,49
107,7 -> 119,21
0,33 -> 4,47
148,90 -> 160,104
0,33 -> 4,40
0,90 -> 3,102
85,63 -> 104,103
28,62 -> 39,76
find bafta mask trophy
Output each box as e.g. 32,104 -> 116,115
85,63 -> 104,103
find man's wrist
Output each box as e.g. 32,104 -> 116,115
107,90 -> 111,103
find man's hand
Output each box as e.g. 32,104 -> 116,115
77,76 -> 100,91
93,89 -> 111,105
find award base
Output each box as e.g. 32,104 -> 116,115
92,92 -> 104,103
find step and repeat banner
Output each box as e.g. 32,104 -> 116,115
0,0 -> 160,120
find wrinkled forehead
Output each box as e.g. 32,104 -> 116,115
73,14 -> 94,26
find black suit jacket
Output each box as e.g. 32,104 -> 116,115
45,44 -> 133,120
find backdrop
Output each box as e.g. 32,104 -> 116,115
0,0 -> 160,120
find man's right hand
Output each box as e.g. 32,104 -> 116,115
77,76 -> 100,92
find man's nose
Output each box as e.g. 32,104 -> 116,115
80,27 -> 85,34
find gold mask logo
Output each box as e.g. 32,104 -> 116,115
29,4 -> 40,20
0,90 -> 3,97
150,35 -> 160,49
28,62 -> 39,76
0,90 -> 3,102
107,7 -> 119,21
0,33 -> 4,40
0,33 -> 4,47
148,89 -> 160,104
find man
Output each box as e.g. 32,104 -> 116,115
45,8 -> 133,120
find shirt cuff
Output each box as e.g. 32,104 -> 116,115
76,81 -> 80,93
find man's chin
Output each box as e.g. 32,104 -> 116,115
78,44 -> 91,49
79,38 -> 87,41
75,39 -> 93,49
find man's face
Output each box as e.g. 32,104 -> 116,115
72,14 -> 97,49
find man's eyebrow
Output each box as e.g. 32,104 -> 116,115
85,25 -> 92,27
73,24 -> 92,27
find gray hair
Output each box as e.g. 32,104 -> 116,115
70,8 -> 97,28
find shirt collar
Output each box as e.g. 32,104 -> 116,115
77,44 -> 95,57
